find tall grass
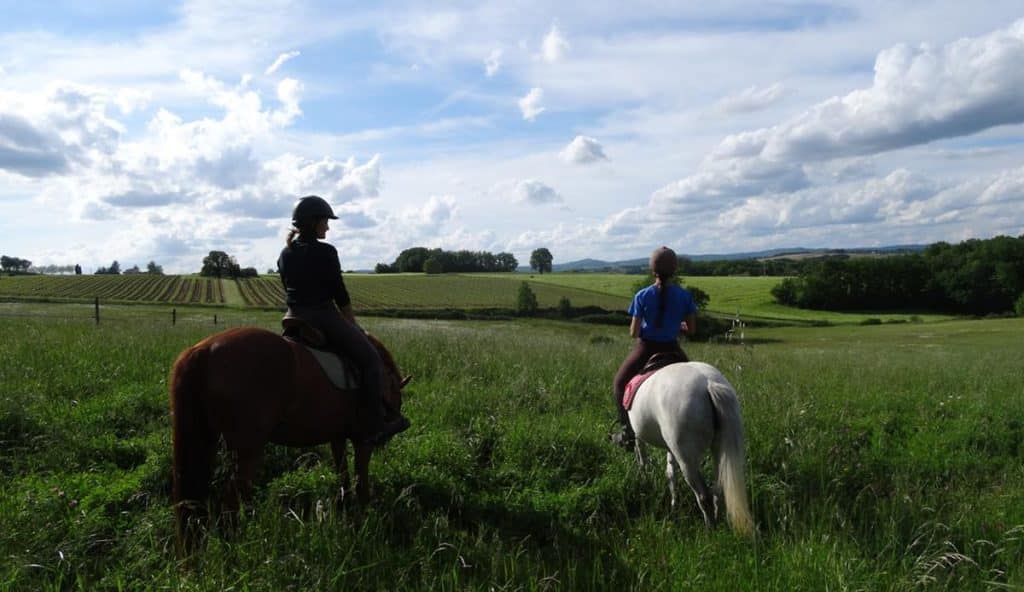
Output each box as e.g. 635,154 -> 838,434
1,305 -> 1021,590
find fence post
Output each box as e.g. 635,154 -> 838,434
172,308 -> 176,326
214,314 -> 218,325
94,297 -> 99,325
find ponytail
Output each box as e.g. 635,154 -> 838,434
655,273 -> 671,328
285,228 -> 299,247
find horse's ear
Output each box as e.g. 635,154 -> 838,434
400,375 -> 412,389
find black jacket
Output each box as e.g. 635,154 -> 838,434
277,237 -> 351,309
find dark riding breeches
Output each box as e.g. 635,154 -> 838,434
612,339 -> 687,427
285,302 -> 383,412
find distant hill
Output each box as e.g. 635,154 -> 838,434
519,245 -> 928,272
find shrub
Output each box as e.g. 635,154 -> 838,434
558,296 -> 572,318
860,318 -> 882,325
515,282 -> 538,316
1016,293 -> 1024,317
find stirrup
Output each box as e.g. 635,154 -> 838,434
610,429 -> 635,451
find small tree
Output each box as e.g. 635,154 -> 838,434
146,261 -> 164,275
558,296 -> 572,318
688,285 -> 710,310
529,248 -> 553,274
200,251 -> 240,278
423,257 -> 444,275
516,282 -> 538,316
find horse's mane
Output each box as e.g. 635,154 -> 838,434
365,332 -> 400,377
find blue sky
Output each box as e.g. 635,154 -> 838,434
1,1 -> 1023,272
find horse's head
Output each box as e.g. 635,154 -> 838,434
365,332 -> 412,419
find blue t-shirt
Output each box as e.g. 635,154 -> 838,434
628,284 -> 697,342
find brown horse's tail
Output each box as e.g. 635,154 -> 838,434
170,344 -> 215,553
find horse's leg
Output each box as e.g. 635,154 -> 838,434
669,442 -> 716,529
330,438 -> 351,503
634,440 -> 647,469
223,446 -> 263,523
665,451 -> 679,510
352,441 -> 373,503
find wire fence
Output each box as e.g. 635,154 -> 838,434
0,299 -> 280,329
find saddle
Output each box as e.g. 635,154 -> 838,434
623,351 -> 689,411
281,318 -> 360,389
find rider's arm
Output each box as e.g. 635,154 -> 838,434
630,316 -> 642,339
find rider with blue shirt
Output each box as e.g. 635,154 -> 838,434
611,246 -> 697,449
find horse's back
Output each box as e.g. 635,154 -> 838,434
631,362 -> 717,448
189,327 -> 299,443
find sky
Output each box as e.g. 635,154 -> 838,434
1,1 -> 1023,273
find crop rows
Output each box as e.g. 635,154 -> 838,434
235,277 -> 286,307
0,275 -> 225,305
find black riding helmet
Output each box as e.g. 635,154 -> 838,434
291,195 -> 338,226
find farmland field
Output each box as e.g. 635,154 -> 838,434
0,275 -> 225,306
1,302 -> 1021,590
0,273 -> 957,326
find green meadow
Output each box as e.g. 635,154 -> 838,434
1,302 -> 1021,590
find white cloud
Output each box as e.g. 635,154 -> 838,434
484,48 -> 503,77
518,87 -> 545,121
715,83 -> 785,114
497,179 -> 563,205
647,18 -> 1024,226
272,78 -> 303,126
391,194 -> 457,236
264,50 -> 300,75
541,24 -> 569,63
714,19 -> 1024,164
559,135 -> 607,164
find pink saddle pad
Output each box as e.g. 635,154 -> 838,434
623,370 -> 657,411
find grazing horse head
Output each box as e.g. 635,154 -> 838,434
364,331 -> 412,431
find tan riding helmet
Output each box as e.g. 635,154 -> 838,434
649,246 -> 678,279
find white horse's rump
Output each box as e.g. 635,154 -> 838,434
628,362 -> 754,536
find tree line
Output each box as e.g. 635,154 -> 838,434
771,235 -> 1024,315
375,247 -> 519,274
0,256 -> 32,273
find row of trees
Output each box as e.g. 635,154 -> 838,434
0,256 -> 32,273
95,261 -> 165,275
375,247 -> 519,274
771,235 -> 1024,315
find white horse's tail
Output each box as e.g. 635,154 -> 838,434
708,379 -> 755,537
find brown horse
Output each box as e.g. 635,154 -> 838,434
169,326 -> 409,550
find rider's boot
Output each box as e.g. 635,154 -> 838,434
606,403 -> 630,448
610,421 -> 635,451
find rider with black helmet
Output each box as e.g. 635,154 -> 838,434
277,195 -> 410,444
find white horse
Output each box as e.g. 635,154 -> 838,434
628,361 -> 754,536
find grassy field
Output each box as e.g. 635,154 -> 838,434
1,303 -> 1021,590
508,273 -> 957,324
